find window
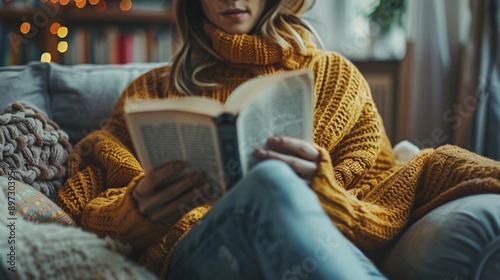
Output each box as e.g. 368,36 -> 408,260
304,0 -> 406,60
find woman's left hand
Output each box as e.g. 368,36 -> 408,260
254,135 -> 320,183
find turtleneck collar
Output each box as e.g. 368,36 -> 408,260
202,21 -> 315,66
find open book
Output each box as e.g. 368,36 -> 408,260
124,69 -> 314,194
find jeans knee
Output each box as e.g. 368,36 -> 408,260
249,160 -> 295,181
247,160 -> 320,213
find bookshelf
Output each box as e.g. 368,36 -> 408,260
0,7 -> 38,20
0,7 -> 173,23
64,9 -> 173,23
0,0 -> 176,66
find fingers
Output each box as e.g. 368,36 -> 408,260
149,183 -> 210,223
135,171 -> 205,216
135,161 -> 187,197
255,148 -> 318,179
254,135 -> 320,180
267,135 -> 319,162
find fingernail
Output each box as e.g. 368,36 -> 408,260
269,135 -> 281,145
255,148 -> 268,157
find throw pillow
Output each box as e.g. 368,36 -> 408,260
0,176 -> 75,225
0,102 -> 72,200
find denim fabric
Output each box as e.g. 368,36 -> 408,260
167,160 -> 387,280
381,194 -> 500,280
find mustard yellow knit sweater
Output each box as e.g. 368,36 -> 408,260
57,22 -> 500,277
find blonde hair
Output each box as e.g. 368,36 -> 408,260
169,0 -> 321,95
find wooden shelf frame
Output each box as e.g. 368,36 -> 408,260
0,8 -> 174,24
64,9 -> 174,23
0,8 -> 38,22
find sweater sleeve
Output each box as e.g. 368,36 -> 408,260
57,130 -> 170,251
312,53 -> 384,190
57,67 -> 173,251
309,54 -> 401,250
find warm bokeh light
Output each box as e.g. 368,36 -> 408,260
95,0 -> 107,12
40,0 -> 48,3
89,0 -> 99,5
57,41 -> 69,53
51,0 -> 58,3
119,0 -> 132,11
75,0 -> 87,8
40,53 -> 52,63
59,0 -> 70,5
50,23 -> 61,35
57,26 -> 69,38
20,22 -> 31,34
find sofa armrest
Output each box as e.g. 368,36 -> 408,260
381,194 -> 500,280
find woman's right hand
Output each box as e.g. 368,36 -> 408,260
132,161 -> 208,224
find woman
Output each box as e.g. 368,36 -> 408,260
56,0 -> 500,279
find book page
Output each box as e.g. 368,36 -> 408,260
126,110 -> 226,191
125,97 -> 225,117
234,70 -> 314,174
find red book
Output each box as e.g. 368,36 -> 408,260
118,31 -> 133,64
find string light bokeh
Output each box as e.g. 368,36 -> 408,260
9,0 -> 136,62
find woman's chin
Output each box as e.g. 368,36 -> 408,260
216,23 -> 255,35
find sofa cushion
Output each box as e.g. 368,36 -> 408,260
49,63 -> 167,145
0,62 -> 51,119
381,194 -> 500,280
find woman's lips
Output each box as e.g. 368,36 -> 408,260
221,9 -> 248,18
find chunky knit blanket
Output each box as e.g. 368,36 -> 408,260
0,102 -> 72,200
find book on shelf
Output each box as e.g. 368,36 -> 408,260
118,31 -> 133,64
132,29 -> 148,63
0,23 -> 6,66
62,26 -> 175,65
107,26 -> 120,64
130,0 -> 172,11
0,23 -> 42,66
1,1 -> 176,65
124,69 -> 314,194
0,0 -> 32,8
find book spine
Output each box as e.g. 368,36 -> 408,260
214,113 -> 242,191
88,26 -> 97,64
0,23 -> 6,66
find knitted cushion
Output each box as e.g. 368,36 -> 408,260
0,177 -> 75,225
0,102 -> 72,200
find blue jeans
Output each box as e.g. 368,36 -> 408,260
167,160 -> 386,280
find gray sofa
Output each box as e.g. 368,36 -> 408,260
0,61 -> 167,146
1,62 -> 499,279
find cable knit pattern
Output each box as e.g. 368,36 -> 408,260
56,22 -> 500,278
